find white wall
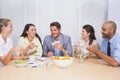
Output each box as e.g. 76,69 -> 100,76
35,0 -> 80,43
80,0 -> 108,44
0,0 -> 108,45
108,0 -> 120,35
0,0 -> 25,45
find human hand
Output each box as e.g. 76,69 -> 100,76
54,43 -> 64,51
15,46 -> 21,52
28,43 -> 35,49
73,44 -> 79,54
0,56 -> 4,61
87,46 -> 98,54
14,46 -> 23,56
8,47 -> 16,56
21,56 -> 29,60
47,51 -> 54,57
74,44 -> 78,49
87,52 -> 96,58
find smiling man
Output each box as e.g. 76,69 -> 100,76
87,21 -> 120,67
43,22 -> 73,57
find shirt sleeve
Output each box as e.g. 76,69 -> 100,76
43,37 -> 49,56
34,38 -> 43,57
17,37 -> 25,48
113,41 -> 120,65
0,48 -> 4,56
64,36 -> 73,57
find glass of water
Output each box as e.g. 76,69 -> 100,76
46,58 -> 52,71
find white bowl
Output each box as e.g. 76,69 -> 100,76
54,57 -> 73,68
15,60 -> 28,67
36,57 -> 47,61
16,63 -> 28,67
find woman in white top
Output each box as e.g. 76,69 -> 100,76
18,24 -> 43,57
74,24 -> 99,58
0,18 -> 22,66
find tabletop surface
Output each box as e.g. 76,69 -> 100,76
0,57 -> 120,80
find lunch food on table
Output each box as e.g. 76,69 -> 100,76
15,60 -> 27,64
54,55 -> 70,60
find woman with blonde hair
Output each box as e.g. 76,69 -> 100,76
0,18 -> 23,67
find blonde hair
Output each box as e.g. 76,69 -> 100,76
0,18 -> 11,33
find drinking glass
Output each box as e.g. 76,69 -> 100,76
46,58 -> 52,71
79,45 -> 84,63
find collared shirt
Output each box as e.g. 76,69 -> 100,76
0,34 -> 13,66
18,37 -> 43,57
53,39 -> 63,56
43,33 -> 73,56
100,34 -> 120,65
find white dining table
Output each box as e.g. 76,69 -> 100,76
0,57 -> 120,80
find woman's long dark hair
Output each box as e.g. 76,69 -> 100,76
83,24 -> 96,45
20,24 -> 42,44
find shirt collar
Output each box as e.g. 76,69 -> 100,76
81,37 -> 90,46
51,33 -> 62,41
0,34 -> 6,44
25,37 -> 36,43
109,34 -> 117,43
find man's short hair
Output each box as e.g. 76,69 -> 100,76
104,21 -> 117,33
50,22 -> 61,30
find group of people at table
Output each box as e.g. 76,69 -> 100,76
0,18 -> 120,68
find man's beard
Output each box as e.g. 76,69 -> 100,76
53,34 -> 60,40
102,33 -> 109,38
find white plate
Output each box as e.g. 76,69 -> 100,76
15,63 -> 28,67
36,57 -> 46,61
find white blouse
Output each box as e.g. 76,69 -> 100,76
78,37 -> 99,54
0,34 -> 13,66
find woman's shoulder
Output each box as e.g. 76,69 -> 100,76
18,37 -> 27,42
78,36 -> 84,41
34,37 -> 39,40
33,37 -> 41,43
92,39 -> 99,48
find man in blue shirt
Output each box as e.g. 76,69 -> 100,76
87,21 -> 120,67
43,22 -> 73,57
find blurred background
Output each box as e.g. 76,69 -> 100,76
0,0 -> 120,45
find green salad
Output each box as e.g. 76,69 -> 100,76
15,60 -> 27,64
